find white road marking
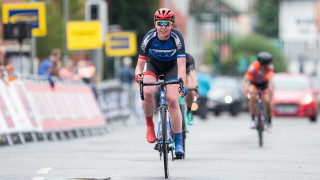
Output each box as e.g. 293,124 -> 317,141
36,167 -> 52,174
32,177 -> 45,180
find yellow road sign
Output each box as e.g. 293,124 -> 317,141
105,32 -> 137,57
67,21 -> 102,50
2,2 -> 47,36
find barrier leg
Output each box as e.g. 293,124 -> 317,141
18,133 -> 26,144
59,131 -> 66,140
50,132 -> 57,141
87,128 -> 93,136
5,134 -> 13,146
31,132 -> 38,142
67,130 -> 74,139
42,132 -> 48,141
75,129 -> 82,138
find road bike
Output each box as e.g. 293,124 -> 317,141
179,88 -> 198,157
139,75 -> 184,179
250,89 -> 269,147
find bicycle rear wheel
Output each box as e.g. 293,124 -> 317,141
161,107 -> 169,178
180,104 -> 186,155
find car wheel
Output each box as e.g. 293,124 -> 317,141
230,102 -> 240,116
310,115 -> 317,122
214,110 -> 220,116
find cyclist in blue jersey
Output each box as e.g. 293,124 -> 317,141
135,8 -> 186,157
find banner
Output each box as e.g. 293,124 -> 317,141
0,80 -> 106,133
67,21 -> 103,50
105,31 -> 137,57
2,2 -> 47,36
96,85 -> 131,122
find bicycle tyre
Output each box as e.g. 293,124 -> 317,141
161,107 -> 169,178
257,101 -> 263,147
180,104 -> 186,155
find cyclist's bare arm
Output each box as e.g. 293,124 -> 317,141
135,57 -> 146,81
189,69 -> 198,88
177,57 -> 186,84
268,72 -> 274,95
242,74 -> 249,92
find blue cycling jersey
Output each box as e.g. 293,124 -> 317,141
139,28 -> 186,61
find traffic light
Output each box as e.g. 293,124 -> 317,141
85,0 -> 108,42
85,0 -> 106,21
3,23 -> 32,42
90,4 -> 99,20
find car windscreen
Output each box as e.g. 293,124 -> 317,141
273,76 -> 310,90
211,78 -> 238,90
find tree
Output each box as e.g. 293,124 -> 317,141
35,0 -> 85,59
221,34 -> 287,75
256,0 -> 279,37
109,0 -> 158,47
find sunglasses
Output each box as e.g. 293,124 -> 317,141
156,21 -> 172,27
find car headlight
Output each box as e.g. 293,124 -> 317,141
302,94 -> 313,104
225,95 -> 233,104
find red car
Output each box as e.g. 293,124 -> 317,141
272,73 -> 318,122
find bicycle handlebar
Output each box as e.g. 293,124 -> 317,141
187,88 -> 198,94
139,77 -> 184,101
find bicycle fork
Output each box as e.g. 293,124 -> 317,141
155,108 -> 174,159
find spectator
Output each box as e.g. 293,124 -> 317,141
196,65 -> 212,119
59,60 -> 81,81
0,41 -> 16,83
77,60 -> 97,98
119,56 -> 135,86
38,48 -> 61,87
0,42 -> 8,85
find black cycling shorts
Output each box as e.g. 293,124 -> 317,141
249,81 -> 269,90
144,54 -> 178,81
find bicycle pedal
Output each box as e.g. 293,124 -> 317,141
154,144 -> 159,150
174,155 -> 184,159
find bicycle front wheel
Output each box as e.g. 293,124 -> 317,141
161,107 -> 169,178
257,102 -> 264,147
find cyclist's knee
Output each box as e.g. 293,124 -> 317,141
144,90 -> 154,100
167,97 -> 179,108
248,95 -> 257,102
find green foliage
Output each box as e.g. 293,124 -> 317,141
35,0 -> 85,59
204,42 -> 216,66
220,34 -> 287,75
109,0 -> 158,49
256,0 -> 279,37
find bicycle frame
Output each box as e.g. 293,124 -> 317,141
253,89 -> 268,147
157,88 -> 173,145
139,76 -> 184,179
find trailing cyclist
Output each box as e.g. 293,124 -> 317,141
242,52 -> 274,127
135,8 -> 187,157
185,53 -> 198,125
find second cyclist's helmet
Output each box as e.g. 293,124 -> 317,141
257,52 -> 273,65
154,8 -> 175,23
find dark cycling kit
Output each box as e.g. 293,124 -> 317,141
139,28 -> 186,81
185,53 -> 195,76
